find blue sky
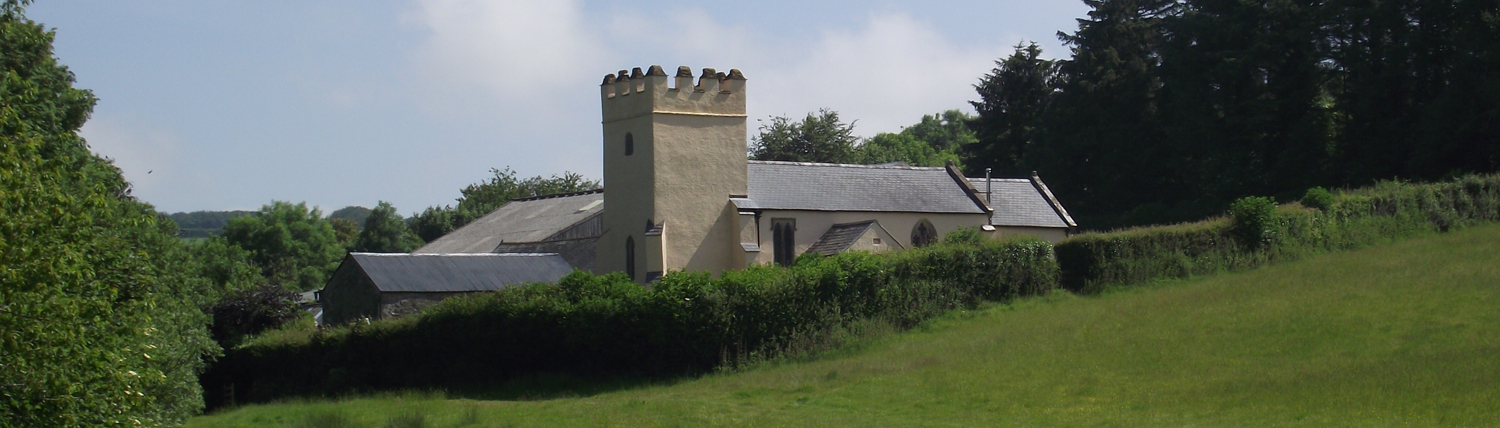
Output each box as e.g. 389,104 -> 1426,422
28,1 -> 1089,214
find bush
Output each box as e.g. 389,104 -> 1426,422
1229,196 -> 1277,249
942,226 -> 984,245
201,238 -> 1055,406
1300,186 -> 1335,212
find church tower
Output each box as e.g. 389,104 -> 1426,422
597,65 -> 748,282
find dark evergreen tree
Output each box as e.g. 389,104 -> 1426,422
966,42 -> 1057,176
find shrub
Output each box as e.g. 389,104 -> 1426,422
942,226 -> 984,245
209,283 -> 304,349
1300,186 -> 1335,212
1229,196 -> 1278,249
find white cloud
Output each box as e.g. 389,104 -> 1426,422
409,0 -> 611,100
403,3 -> 1002,187
750,13 -> 998,137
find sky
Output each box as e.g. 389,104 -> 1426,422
27,1 -> 1091,214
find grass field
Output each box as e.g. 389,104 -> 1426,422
189,224 -> 1500,427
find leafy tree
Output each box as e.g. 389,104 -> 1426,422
354,201 -> 424,253
749,108 -> 859,163
1,2 -> 216,424
220,201 -> 344,291
185,237 -> 266,293
410,205 -> 456,243
850,132 -> 961,167
903,109 -> 978,152
330,217 -> 359,249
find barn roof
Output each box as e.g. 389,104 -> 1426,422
804,220 -> 885,256
345,253 -> 573,293
967,177 -> 1076,228
745,161 -> 987,214
414,190 -> 603,254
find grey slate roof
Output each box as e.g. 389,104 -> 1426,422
967,178 -> 1073,228
348,253 -> 573,293
804,220 -> 877,256
414,190 -> 603,254
746,161 -> 986,213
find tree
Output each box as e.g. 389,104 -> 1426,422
330,217 -> 359,249
207,283 -> 301,349
902,109 -> 978,152
850,132 -> 962,167
967,42 -> 1057,176
749,108 -> 859,163
409,205 -> 456,243
220,201 -> 344,291
354,201 -> 424,253
1,3 -> 217,424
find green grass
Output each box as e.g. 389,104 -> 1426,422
190,224 -> 1500,427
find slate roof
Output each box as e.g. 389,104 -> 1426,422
348,253 -> 573,293
414,190 -> 603,254
746,161 -> 987,213
967,178 -> 1075,228
804,220 -> 878,256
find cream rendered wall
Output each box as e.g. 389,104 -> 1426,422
747,210 -> 989,266
598,66 -> 747,281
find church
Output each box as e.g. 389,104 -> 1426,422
322,65 -> 1075,324
421,65 -> 1074,282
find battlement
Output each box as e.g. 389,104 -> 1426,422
600,65 -> 746,122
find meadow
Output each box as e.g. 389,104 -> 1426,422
189,223 -> 1500,427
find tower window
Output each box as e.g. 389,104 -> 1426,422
911,219 -> 937,247
624,133 -> 634,156
625,236 -> 636,280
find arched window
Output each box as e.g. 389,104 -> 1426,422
625,236 -> 636,280
772,218 -> 796,267
911,219 -> 937,247
624,133 -> 634,156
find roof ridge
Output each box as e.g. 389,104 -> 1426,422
748,160 -> 945,171
510,188 -> 604,202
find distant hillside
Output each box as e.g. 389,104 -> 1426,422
329,206 -> 371,226
167,211 -> 255,238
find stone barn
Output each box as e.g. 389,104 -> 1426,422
319,252 -> 574,325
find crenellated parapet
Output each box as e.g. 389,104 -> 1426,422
600,65 -> 746,122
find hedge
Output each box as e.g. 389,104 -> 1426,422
201,237 -> 1056,407
1055,174 -> 1500,293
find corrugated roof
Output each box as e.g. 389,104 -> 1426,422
746,161 -> 986,213
967,178 -> 1071,228
349,253 -> 574,293
414,190 -> 604,254
804,220 -> 876,256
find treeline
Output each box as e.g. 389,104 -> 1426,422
965,0 -> 1500,230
